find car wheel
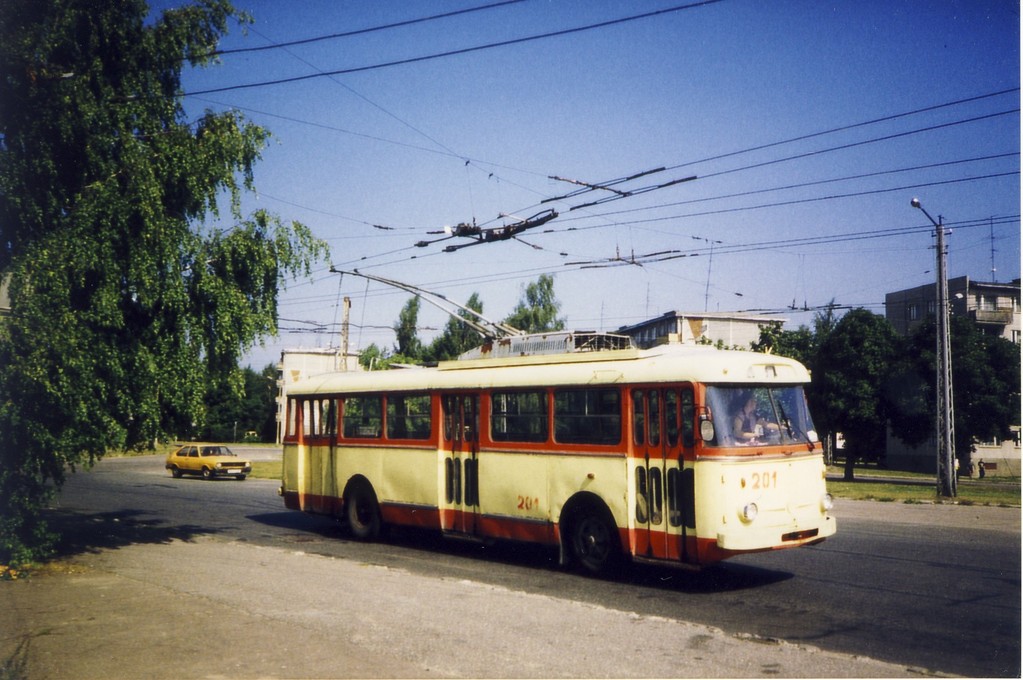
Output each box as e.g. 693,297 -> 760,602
202,467 -> 215,480
236,474 -> 246,481
170,467 -> 183,479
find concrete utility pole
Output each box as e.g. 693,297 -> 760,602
340,296 -> 351,372
911,198 -> 957,497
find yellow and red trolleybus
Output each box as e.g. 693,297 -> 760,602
280,334 -> 836,573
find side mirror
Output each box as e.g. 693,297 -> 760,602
699,411 -> 716,443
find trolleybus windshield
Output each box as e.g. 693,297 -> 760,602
705,385 -> 818,448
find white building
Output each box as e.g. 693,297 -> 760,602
617,311 -> 784,349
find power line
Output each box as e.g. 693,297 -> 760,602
184,0 -> 725,96
663,88 -> 1020,173
560,108 -> 1019,213
212,1 -> 529,56
561,152 -> 1020,223
557,172 -> 1020,232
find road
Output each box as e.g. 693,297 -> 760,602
50,449 -> 1021,677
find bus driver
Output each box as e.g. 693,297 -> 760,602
732,393 -> 778,444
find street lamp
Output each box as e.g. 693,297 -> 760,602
911,197 -> 957,498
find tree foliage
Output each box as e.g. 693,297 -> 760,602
0,0 -> 328,563
202,364 -> 278,442
891,315 -> 1021,466
503,274 -> 565,333
813,309 -> 900,479
367,278 -> 562,368
393,296 -> 423,360
424,291 -> 485,362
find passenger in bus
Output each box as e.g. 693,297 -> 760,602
732,393 -> 777,444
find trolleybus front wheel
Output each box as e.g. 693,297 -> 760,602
345,479 -> 381,540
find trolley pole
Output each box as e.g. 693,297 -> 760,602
911,198 -> 956,498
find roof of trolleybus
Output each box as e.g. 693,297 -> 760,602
289,343 -> 812,396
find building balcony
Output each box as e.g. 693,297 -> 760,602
970,309 -> 1015,325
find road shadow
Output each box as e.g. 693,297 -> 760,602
246,511 -> 792,593
626,560 -> 795,592
43,508 -> 221,559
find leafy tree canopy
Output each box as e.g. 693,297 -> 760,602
0,0 -> 328,563
813,309 -> 901,479
891,315 -> 1022,463
503,274 -> 565,333
424,291 -> 485,362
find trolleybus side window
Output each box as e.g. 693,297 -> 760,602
554,388 -> 621,445
632,389 -> 660,447
665,391 -> 679,446
491,390 -> 548,443
649,467 -> 663,525
680,389 -> 695,447
662,388 -> 695,448
342,395 -> 383,439
386,393 -> 432,440
632,390 -> 645,446
443,395 -> 458,441
321,399 -> 337,436
287,398 -> 298,438
302,399 -> 336,437
648,390 -> 660,446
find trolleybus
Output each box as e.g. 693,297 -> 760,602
280,332 -> 836,573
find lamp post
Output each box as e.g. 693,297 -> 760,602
911,198 -> 957,497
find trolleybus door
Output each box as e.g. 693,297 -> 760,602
633,387 -> 694,562
441,393 -> 480,535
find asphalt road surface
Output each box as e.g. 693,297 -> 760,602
49,449 -> 1021,677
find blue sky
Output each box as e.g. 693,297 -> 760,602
157,0 -> 1020,368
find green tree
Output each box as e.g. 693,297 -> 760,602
751,321 -> 814,364
393,296 -> 423,361
202,365 -> 276,442
0,0 -> 328,563
814,309 -> 901,480
358,342 -> 388,370
425,291 -> 485,361
503,274 -> 565,333
891,315 -> 1021,469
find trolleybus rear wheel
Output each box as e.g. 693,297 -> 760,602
568,506 -> 621,575
346,480 -> 381,540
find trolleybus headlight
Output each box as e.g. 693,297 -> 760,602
740,502 -> 758,522
821,493 -> 834,512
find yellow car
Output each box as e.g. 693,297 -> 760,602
165,444 -> 252,480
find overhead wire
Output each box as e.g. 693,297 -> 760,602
222,63 -> 1015,328
213,1 -> 529,56
183,0 -> 726,97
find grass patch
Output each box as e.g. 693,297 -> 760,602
249,460 -> 282,480
827,477 -> 1020,506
